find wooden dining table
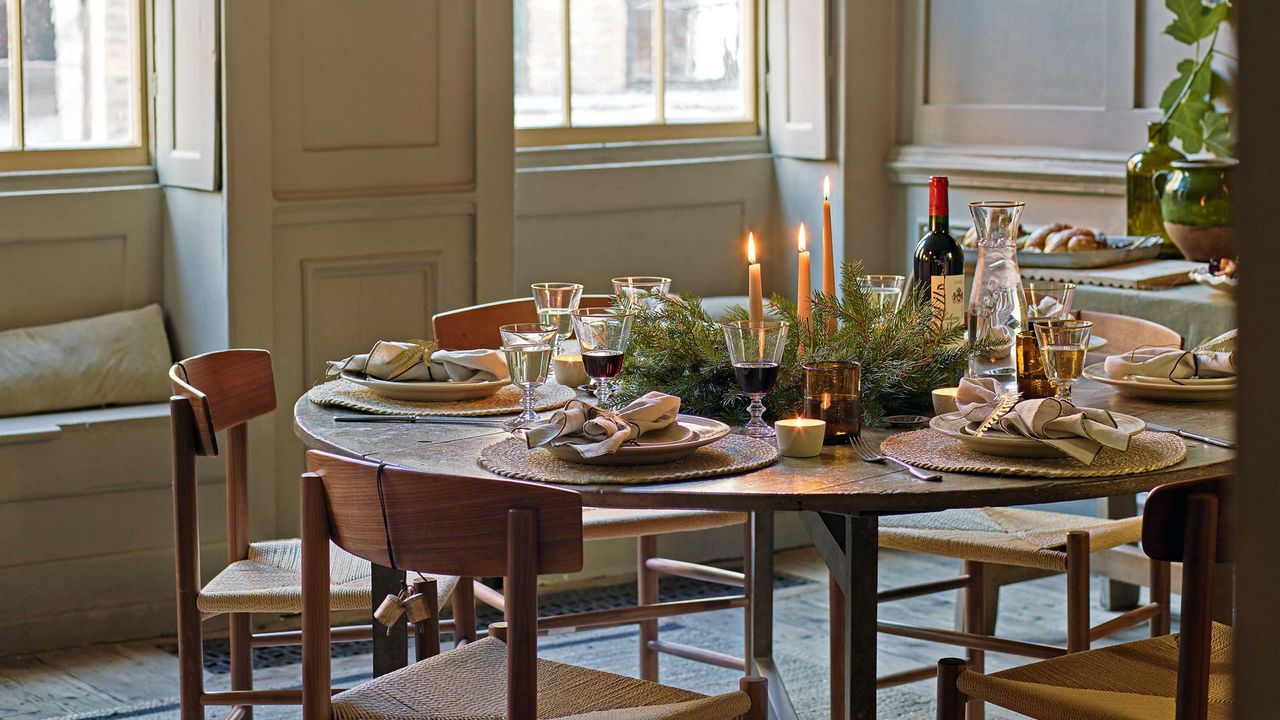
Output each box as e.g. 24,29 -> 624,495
293,378 -> 1235,720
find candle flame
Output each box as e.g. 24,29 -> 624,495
823,176 -> 830,200
798,223 -> 807,252
747,232 -> 757,264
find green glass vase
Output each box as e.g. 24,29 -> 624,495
1126,121 -> 1186,258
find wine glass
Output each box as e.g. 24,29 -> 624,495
531,282 -> 583,354
570,308 -> 635,408
857,274 -> 906,311
1023,282 -> 1076,321
1033,319 -> 1093,401
721,320 -> 789,438
498,323 -> 558,431
612,276 -> 672,311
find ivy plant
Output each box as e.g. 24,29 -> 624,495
1158,0 -> 1234,157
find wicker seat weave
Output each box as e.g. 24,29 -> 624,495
582,508 -> 746,541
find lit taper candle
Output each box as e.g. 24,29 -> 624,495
747,232 -> 763,323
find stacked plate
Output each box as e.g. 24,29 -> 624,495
1082,364 -> 1235,402
547,415 -> 731,466
340,371 -> 511,402
929,412 -> 1147,459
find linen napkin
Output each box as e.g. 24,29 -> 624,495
327,340 -> 509,382
1103,329 -> 1236,384
525,392 -> 681,459
953,376 -> 1130,464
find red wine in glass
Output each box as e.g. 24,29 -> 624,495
582,349 -> 625,379
733,362 -> 781,394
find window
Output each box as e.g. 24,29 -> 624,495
0,0 -> 146,171
515,0 -> 757,146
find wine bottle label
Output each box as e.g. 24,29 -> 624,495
929,273 -> 965,332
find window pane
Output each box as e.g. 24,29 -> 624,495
570,0 -> 656,127
0,0 -> 12,148
665,0 -> 748,123
23,0 -> 136,148
515,0 -> 564,128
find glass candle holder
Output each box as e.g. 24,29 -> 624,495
802,361 -> 861,443
1015,330 -> 1057,399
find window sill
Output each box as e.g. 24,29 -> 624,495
0,165 -> 158,195
516,135 -> 771,172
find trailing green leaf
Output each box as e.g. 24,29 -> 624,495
1200,111 -> 1234,157
1156,1 -> 1233,157
1163,0 -> 1230,45
616,262 -> 1001,427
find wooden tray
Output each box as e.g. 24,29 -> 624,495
963,235 -> 1162,269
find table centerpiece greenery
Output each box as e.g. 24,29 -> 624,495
618,262 -> 999,426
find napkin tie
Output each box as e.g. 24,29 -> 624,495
526,392 -> 681,459
954,376 -> 1129,464
328,340 -> 509,382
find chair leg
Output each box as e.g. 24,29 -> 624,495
176,594 -> 205,720
1066,531 -> 1091,653
453,577 -> 477,647
936,658 -> 968,720
739,675 -> 768,720
413,578 -> 441,661
1150,558 -> 1172,637
637,535 -> 660,682
962,562 -> 986,720
229,612 -> 253,720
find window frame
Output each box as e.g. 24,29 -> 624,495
516,0 -> 759,148
0,0 -> 150,172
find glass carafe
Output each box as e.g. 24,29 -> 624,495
966,201 -> 1026,386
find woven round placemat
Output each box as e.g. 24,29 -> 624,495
479,434 -> 780,485
880,429 -> 1187,478
307,378 -> 575,417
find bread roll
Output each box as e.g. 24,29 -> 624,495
1067,230 -> 1104,252
1023,223 -> 1070,251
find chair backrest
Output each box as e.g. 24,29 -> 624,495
1142,477 -> 1230,720
1077,310 -> 1182,355
301,450 -> 583,719
169,349 -> 277,457
432,295 -> 614,350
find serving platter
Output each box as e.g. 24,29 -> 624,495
549,414 -> 732,466
929,411 -> 1146,459
340,371 -> 511,402
1082,363 -> 1236,402
962,235 -> 1162,269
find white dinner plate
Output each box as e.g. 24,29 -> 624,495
1082,363 -> 1236,402
929,412 -> 1146,459
341,371 -> 511,402
548,415 -> 732,466
1088,335 -> 1108,352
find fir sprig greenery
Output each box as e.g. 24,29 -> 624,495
617,262 -> 999,426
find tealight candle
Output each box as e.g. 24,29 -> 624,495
931,386 -> 960,416
552,353 -> 590,387
774,417 -> 826,458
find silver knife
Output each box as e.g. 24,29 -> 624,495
1145,422 -> 1236,449
335,414 -> 509,428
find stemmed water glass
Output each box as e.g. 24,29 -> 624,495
570,308 -> 635,408
612,276 -> 672,311
721,320 -> 789,438
1023,282 -> 1076,321
857,274 -> 907,311
531,282 -> 583,354
499,323 -> 558,431
1033,319 -> 1093,401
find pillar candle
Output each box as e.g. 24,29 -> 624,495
747,232 -> 763,323
822,176 -> 837,334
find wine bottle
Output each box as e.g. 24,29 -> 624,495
912,176 -> 965,332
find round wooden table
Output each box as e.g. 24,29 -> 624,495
294,379 -> 1235,720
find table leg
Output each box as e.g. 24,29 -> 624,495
371,564 -> 407,677
1099,495 -> 1141,611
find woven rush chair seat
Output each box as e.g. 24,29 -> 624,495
582,508 -> 747,542
198,538 -> 457,616
878,507 -> 1144,572
331,636 -> 750,720
956,623 -> 1234,720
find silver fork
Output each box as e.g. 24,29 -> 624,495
849,435 -> 943,482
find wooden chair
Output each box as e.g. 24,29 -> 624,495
432,294 -> 615,351
936,477 -> 1233,720
169,349 -> 458,719
302,450 -> 768,720
1077,310 -> 1183,355
433,299 -> 753,681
